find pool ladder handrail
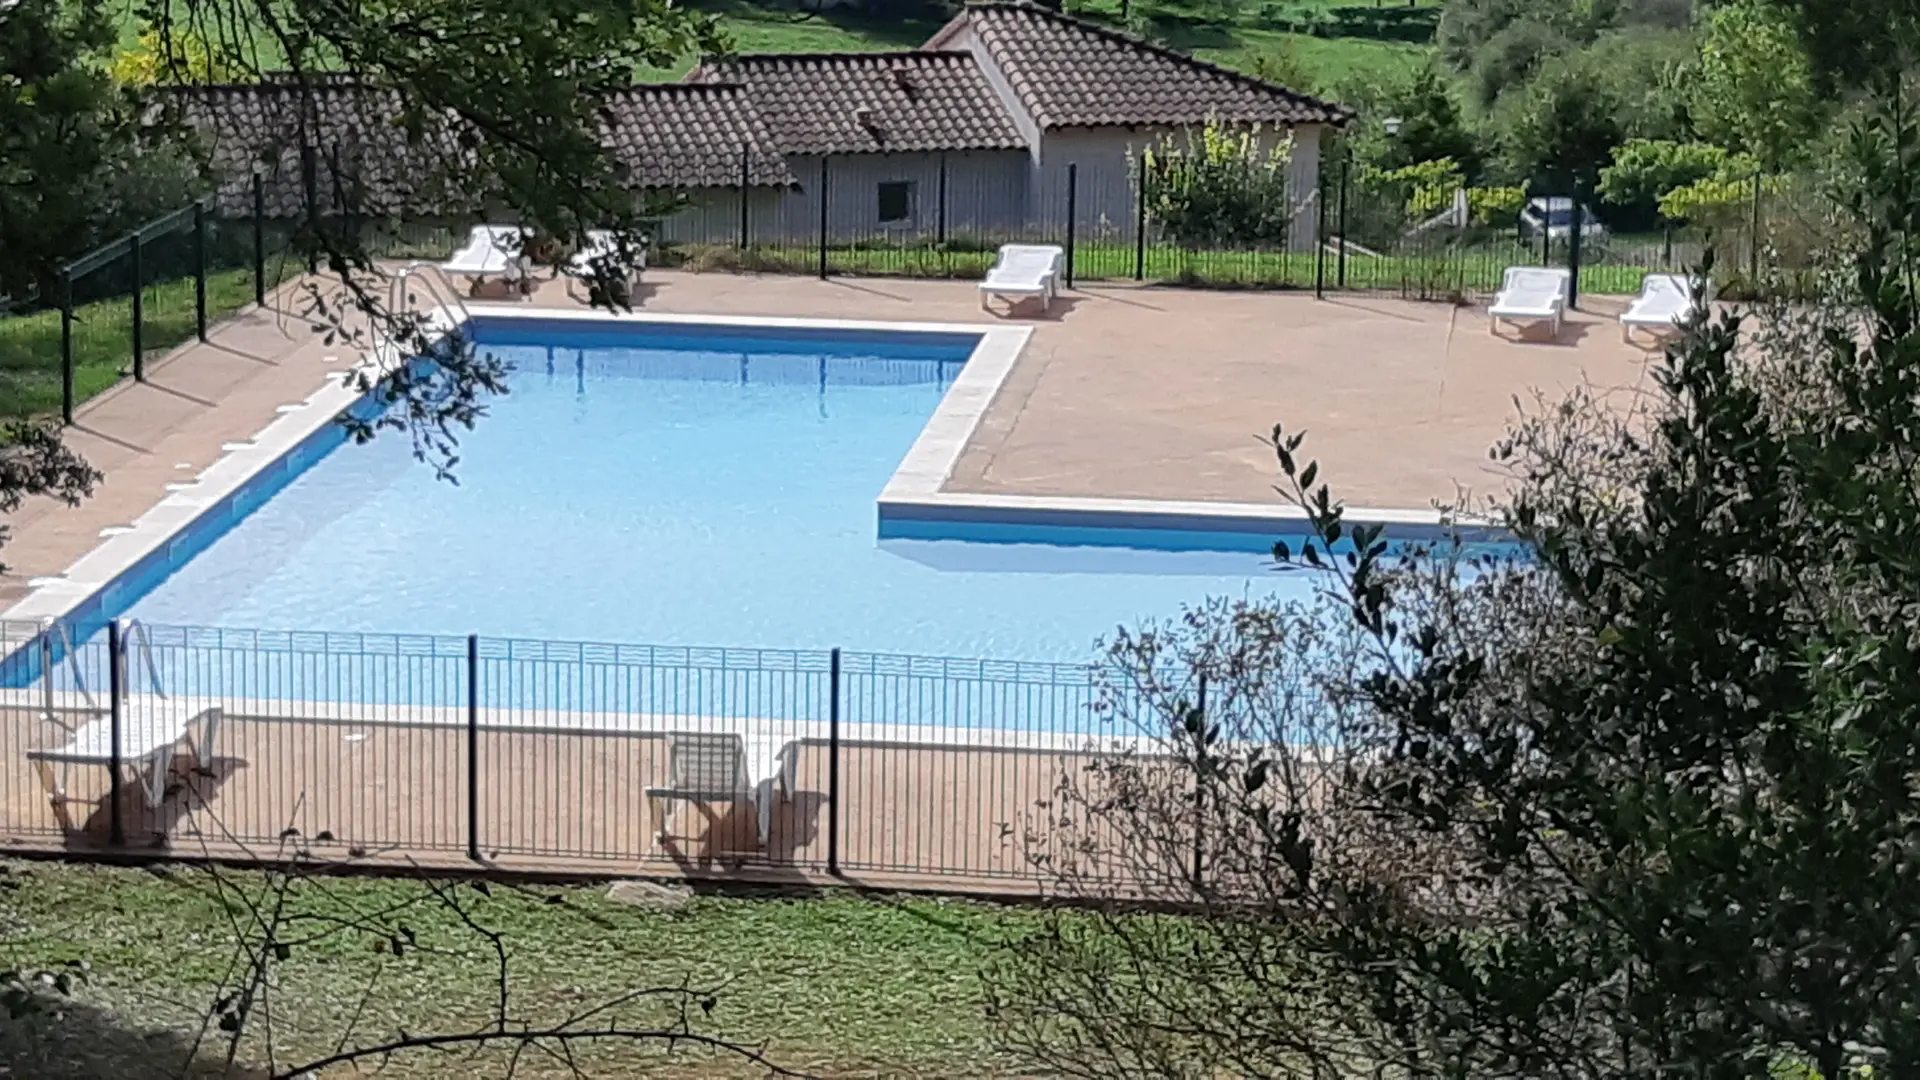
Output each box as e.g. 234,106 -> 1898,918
38,618 -> 97,723
390,262 -> 473,329
121,618 -> 167,699
39,618 -> 167,722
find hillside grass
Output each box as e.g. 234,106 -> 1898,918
0,859 -> 1038,1079
106,0 -> 1435,90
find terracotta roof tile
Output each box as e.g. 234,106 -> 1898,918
950,2 -> 1351,129
169,83 -> 464,218
168,81 -> 795,218
690,51 -> 1026,155
599,85 -> 796,187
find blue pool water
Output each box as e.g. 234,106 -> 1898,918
104,321 -> 1310,667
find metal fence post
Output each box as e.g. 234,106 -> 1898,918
936,151 -> 949,249
1064,162 -> 1078,289
1567,180 -> 1585,310
193,199 -> 208,342
1134,155 -> 1147,281
1314,169 -> 1328,300
129,231 -> 145,382
1336,153 -> 1350,289
817,156 -> 830,281
301,144 -> 319,275
1191,671 -> 1207,887
108,619 -> 125,846
827,647 -> 842,876
467,634 -> 481,862
738,142 -> 751,253
1749,171 -> 1763,283
252,172 -> 266,305
59,273 -> 75,425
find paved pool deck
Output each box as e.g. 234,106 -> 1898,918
0,268 -> 1656,610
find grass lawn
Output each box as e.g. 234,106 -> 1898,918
0,859 -> 1034,1078
0,269 -> 261,422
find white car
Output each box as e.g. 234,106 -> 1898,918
1520,197 -> 1608,242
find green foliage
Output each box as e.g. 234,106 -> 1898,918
1467,183 -> 1525,224
0,0 -> 162,301
1368,157 -> 1464,218
1138,122 -> 1295,250
1692,1 -> 1820,170
1499,50 -> 1626,183
1755,0 -> 1920,92
1599,138 -> 1731,215
1267,89 -> 1920,1075
1354,66 -> 1483,180
1658,164 -> 1778,223
1463,16 -> 1571,107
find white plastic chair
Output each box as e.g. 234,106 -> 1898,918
566,230 -> 647,299
1621,273 -> 1709,342
979,243 -> 1063,314
645,732 -> 793,847
1489,266 -> 1572,338
28,703 -> 224,811
440,225 -> 532,298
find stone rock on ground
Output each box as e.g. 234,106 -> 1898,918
606,880 -> 694,909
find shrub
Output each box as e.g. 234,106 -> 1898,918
1136,120 -> 1294,251
1599,139 -> 1731,215
1468,185 -> 1525,225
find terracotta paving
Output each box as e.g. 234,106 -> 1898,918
0,267 -> 1653,888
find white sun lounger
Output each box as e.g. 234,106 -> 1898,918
645,731 -> 797,847
27,703 -> 224,811
566,230 -> 647,296
1620,273 -> 1709,342
1489,266 -> 1572,338
441,225 -> 532,297
979,243 -> 1064,314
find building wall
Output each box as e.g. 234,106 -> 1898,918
746,150 -> 1032,243
651,186 -> 788,247
1030,124 -> 1326,251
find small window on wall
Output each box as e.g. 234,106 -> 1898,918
877,181 -> 914,225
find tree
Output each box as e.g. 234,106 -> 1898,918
1692,1 -> 1820,172
1756,0 -> 1920,93
1499,52 -> 1626,185
1354,67 -> 1483,181
992,91 -> 1920,1078
0,0 -> 158,304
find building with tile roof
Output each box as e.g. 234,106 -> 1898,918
174,1 -> 1348,251
685,1 -> 1348,250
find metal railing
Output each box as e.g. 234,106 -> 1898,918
0,617 -> 1254,890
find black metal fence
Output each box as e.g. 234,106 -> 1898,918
39,184 -> 295,425
645,149 -> 1790,304
0,618 -> 1215,888
17,159 -> 1801,431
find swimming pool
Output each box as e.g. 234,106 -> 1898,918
41,316 -> 1313,674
